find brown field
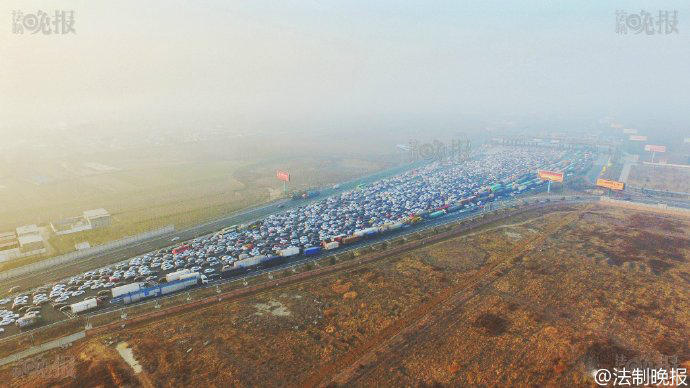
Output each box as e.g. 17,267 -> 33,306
627,163 -> 690,194
3,203 -> 689,387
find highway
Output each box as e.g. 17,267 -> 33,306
7,193 -> 592,342
0,161 -> 426,295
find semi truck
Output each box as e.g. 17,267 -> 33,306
111,275 -> 206,305
111,282 -> 144,298
165,269 -> 192,283
70,298 -> 98,314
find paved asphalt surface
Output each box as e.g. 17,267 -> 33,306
0,161 -> 425,295
4,190 -> 687,341
0,193 -> 585,346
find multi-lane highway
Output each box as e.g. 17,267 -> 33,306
0,162 -> 425,295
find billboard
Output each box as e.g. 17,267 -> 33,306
629,135 -> 648,141
644,144 -> 666,153
622,128 -> 638,134
276,170 -> 290,182
596,178 -> 625,191
537,170 -> 564,182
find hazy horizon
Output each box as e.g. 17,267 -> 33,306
1,1 -> 689,142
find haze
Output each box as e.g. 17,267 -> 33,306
1,0 -> 689,141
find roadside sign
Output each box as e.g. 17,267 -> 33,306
596,178 -> 625,191
644,144 -> 666,153
537,170 -> 564,183
276,170 -> 290,182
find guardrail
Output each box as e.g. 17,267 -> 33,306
0,226 -> 175,281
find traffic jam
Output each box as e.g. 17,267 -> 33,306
0,145 -> 593,334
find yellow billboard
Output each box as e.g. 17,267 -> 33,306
537,170 -> 564,182
596,178 -> 625,191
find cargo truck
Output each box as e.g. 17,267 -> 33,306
342,235 -> 360,245
304,246 -> 321,255
165,269 -> 191,283
111,282 -> 144,298
235,255 -> 267,268
428,209 -> 446,219
70,298 -> 98,314
322,241 -> 340,250
111,276 -> 204,305
178,272 -> 208,285
361,227 -> 379,236
279,246 -> 300,257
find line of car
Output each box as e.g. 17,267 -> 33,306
0,145 -> 594,333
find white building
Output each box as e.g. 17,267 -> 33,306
16,224 -> 40,237
83,209 -> 111,229
17,234 -> 47,256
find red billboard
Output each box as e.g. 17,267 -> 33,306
629,135 -> 648,141
644,144 -> 666,153
276,170 -> 290,182
537,170 -> 564,182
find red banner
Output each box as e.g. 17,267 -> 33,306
276,170 -> 290,182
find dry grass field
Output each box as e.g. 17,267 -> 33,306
0,131 -> 396,258
3,203 -> 688,387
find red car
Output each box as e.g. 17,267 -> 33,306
172,245 -> 190,255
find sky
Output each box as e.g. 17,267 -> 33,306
1,0 -> 689,138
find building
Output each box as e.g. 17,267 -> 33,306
16,224 -> 40,237
51,216 -> 92,236
0,231 -> 18,252
50,208 -> 112,236
17,234 -> 47,256
0,225 -> 48,262
83,208 -> 111,229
